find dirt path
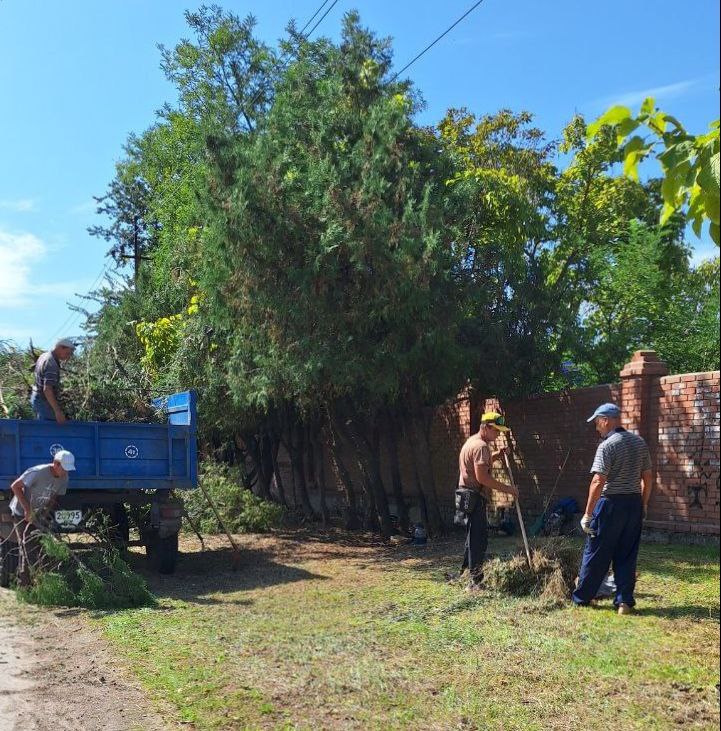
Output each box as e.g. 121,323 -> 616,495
0,589 -> 172,731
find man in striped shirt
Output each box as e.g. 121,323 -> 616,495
572,403 -> 653,614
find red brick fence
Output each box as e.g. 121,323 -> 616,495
281,351 -> 720,538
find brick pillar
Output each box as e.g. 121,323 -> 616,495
620,351 -> 669,493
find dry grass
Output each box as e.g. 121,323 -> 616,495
482,538 -> 582,605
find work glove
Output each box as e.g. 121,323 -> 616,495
580,514 -> 596,537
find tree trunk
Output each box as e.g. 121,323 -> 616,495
289,423 -> 315,517
384,413 -> 410,533
269,434 -> 288,507
403,411 -> 446,536
327,426 -> 361,530
314,436 -> 330,527
332,406 -> 393,539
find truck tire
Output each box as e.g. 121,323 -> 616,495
0,539 -> 18,588
154,533 -> 179,575
108,504 -> 130,548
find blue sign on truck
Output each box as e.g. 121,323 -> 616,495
0,391 -> 199,584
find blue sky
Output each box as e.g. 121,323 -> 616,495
1,0 -> 719,348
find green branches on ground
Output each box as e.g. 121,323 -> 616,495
17,535 -> 157,610
183,460 -> 286,535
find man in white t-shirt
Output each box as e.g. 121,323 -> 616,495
9,450 -> 75,586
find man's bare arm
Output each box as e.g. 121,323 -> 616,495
641,469 -> 653,514
474,463 -> 518,497
42,385 -> 66,424
10,478 -> 33,520
490,447 -> 507,463
583,473 -> 607,517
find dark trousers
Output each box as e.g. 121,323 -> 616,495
461,497 -> 488,581
572,494 -> 643,607
13,519 -> 42,587
30,390 -> 55,420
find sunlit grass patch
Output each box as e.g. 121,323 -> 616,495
96,533 -> 719,730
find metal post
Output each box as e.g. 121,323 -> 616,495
504,451 -> 533,570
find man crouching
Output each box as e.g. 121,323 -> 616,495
9,450 -> 76,587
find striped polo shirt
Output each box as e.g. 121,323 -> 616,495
591,428 -> 652,496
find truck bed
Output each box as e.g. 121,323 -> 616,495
0,391 -> 197,490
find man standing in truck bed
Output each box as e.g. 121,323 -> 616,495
31,338 -> 75,423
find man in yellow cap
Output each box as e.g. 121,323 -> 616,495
455,412 -> 518,589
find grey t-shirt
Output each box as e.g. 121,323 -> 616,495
33,351 -> 61,392
590,428 -> 651,496
9,465 -> 69,518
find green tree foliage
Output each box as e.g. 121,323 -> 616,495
588,99 -> 720,244
71,7 -> 719,537
88,152 -> 159,280
569,223 -> 719,382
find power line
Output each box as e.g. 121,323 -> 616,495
299,0 -> 334,36
45,264 -> 110,346
390,0 -> 487,82
305,0 -> 342,39
245,0 -> 342,115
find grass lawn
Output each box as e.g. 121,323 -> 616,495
96,532 -> 719,730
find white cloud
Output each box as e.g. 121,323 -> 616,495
593,78 -> 705,110
69,200 -> 97,216
0,198 -> 36,212
0,323 -> 43,345
0,228 -> 46,307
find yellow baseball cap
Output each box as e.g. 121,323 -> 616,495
481,412 -> 510,432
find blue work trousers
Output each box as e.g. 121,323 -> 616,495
573,494 -> 643,607
30,390 -> 55,420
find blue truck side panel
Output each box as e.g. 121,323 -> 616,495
0,391 -> 198,490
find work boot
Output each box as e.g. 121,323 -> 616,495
617,603 -> 634,616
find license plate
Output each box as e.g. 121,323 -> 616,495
54,509 -> 83,527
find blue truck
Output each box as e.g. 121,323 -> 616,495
0,391 -> 198,585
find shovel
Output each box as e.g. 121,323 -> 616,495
503,451 -> 533,571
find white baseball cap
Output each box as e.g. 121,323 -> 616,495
55,338 -> 76,350
53,450 -> 76,471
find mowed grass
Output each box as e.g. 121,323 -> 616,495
96,532 -> 719,730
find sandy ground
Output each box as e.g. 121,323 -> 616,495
0,589 -> 171,731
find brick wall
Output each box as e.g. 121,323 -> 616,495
282,352 -> 720,536
652,372 -> 720,535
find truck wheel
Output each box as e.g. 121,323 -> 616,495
109,504 -> 130,548
0,538 -> 18,588
155,534 -> 179,575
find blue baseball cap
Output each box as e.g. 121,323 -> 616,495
586,403 -> 621,422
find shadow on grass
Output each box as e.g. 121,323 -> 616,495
634,605 -> 720,621
126,543 -> 329,604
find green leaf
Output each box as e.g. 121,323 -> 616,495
691,214 -> 703,237
660,114 -> 685,132
587,105 -> 633,139
661,172 -> 684,207
616,118 -> 641,138
702,189 -> 720,225
658,141 -> 694,172
660,201 -> 676,226
640,97 -> 655,116
710,221 -> 720,245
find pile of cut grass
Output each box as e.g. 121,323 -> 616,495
482,538 -> 581,604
